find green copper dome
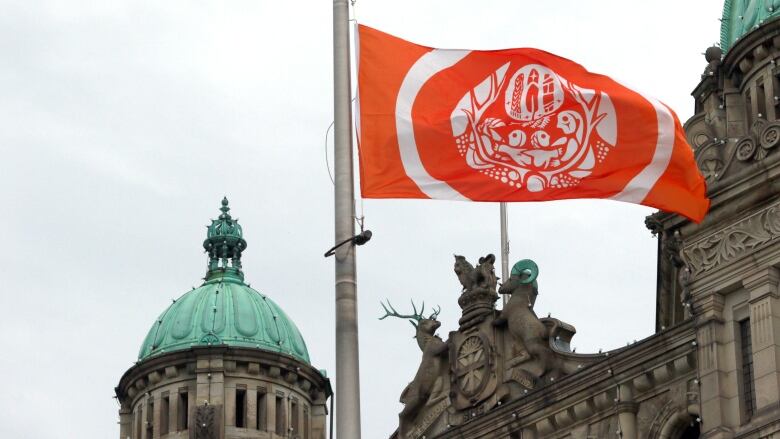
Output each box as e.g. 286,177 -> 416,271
137,199 -> 310,363
721,0 -> 780,52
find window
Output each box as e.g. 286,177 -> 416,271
236,388 -> 247,428
740,319 -> 756,419
160,394 -> 169,435
275,394 -> 286,434
178,391 -> 189,431
257,389 -> 267,431
758,79 -> 768,119
679,418 -> 700,438
290,398 -> 299,437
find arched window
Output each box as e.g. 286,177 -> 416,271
678,419 -> 700,439
657,411 -> 700,439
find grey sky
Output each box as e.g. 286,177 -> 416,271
0,1 -> 722,437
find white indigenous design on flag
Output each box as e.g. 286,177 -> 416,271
451,64 -> 618,192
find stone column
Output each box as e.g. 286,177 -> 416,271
153,394 -> 161,439
119,407 -> 132,439
247,387 -> 258,430
695,292 -> 737,437
744,267 -> 780,412
617,384 -> 638,439
311,395 -> 328,439
225,385 -> 236,427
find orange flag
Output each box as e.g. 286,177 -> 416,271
355,25 -> 710,222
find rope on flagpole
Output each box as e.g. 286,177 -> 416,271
324,97 -> 357,186
324,120 -> 335,185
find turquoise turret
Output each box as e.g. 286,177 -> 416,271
136,198 -> 310,363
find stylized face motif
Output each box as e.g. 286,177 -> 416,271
451,63 -> 617,192
531,131 -> 550,148
507,129 -> 526,147
557,111 -> 579,135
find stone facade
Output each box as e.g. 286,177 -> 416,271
387,13 -> 780,439
116,347 -> 330,439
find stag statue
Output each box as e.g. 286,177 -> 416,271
380,300 -> 448,438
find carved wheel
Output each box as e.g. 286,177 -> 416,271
455,335 -> 490,398
735,137 -> 756,161
761,123 -> 780,150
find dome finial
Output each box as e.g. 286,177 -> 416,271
203,197 -> 247,282
219,196 -> 231,219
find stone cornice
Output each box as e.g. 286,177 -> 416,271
649,153 -> 780,234
115,346 -> 331,405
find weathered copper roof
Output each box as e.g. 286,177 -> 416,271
721,0 -> 780,52
136,199 -> 310,364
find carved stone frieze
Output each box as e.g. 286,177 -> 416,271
684,202 -> 780,277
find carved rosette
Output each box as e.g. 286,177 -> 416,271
453,334 -> 491,398
448,329 -> 497,412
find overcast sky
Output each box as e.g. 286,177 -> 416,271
0,1 -> 723,437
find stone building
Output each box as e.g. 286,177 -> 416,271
386,2 -> 780,438
115,198 -> 331,439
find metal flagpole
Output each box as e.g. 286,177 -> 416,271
332,0 -> 362,437
500,202 -> 509,306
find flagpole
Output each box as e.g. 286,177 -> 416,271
332,0 -> 362,437
500,202 -> 509,306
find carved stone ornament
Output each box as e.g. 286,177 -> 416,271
700,158 -> 724,182
383,256 -> 605,439
455,254 -> 499,329
379,301 -> 449,439
194,405 -> 217,439
453,333 -> 491,398
684,202 -> 780,276
694,139 -> 725,183
761,122 -> 780,150
735,137 -> 756,161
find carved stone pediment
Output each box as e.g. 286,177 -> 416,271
388,256 -> 605,439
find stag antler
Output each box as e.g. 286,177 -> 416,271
379,300 -> 441,328
429,305 -> 441,320
379,299 -> 424,321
